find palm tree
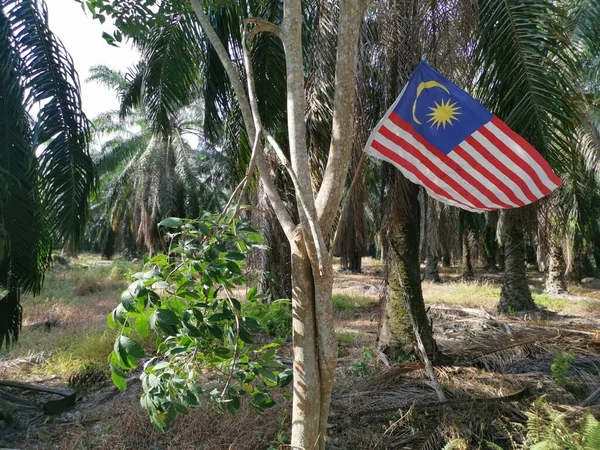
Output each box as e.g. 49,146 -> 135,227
475,0 -> 583,313
85,66 -> 210,258
0,0 -> 95,346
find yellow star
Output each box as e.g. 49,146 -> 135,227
426,98 -> 461,129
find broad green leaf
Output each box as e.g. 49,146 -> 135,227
246,286 -> 258,301
225,252 -> 245,261
119,336 -> 145,359
111,366 -> 128,390
135,314 -> 150,338
150,309 -> 179,335
238,325 -> 253,344
214,347 -> 232,358
277,369 -> 293,387
158,217 -> 183,228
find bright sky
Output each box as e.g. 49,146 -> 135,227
46,0 -> 139,119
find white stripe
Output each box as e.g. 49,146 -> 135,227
371,132 -> 479,210
472,131 -> 544,198
453,139 -> 531,205
447,151 -> 520,208
485,122 -> 559,190
365,143 -> 482,212
382,119 -> 505,209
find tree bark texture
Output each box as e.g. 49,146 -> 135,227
378,178 -> 437,359
498,209 -> 536,313
483,210 -> 499,271
424,196 -> 440,282
461,231 -> 474,278
545,241 -> 567,295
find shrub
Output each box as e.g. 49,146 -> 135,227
106,215 -> 292,430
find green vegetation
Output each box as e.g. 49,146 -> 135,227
105,215 -> 292,429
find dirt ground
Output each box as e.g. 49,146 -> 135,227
1,258 -> 599,449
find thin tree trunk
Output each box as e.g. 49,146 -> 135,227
461,232 -> 474,278
290,234 -> 322,449
483,211 -> 498,271
545,241 -> 567,295
61,238 -> 78,259
191,1 -> 364,446
424,196 -> 440,282
498,209 -> 536,313
459,210 -> 474,278
378,179 -> 437,359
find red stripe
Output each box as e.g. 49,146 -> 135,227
388,115 -> 513,209
491,116 -> 562,187
478,126 -> 551,196
370,139 -> 476,210
378,125 -> 487,210
452,145 -> 525,207
389,113 -> 441,155
466,135 -> 537,203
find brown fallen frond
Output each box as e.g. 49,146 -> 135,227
353,387 -> 531,417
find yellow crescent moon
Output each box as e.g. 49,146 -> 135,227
412,81 -> 450,125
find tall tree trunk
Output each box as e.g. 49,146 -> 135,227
378,178 -> 437,359
461,231 -> 474,278
459,210 -> 474,278
424,196 -> 440,282
289,232 -> 331,450
192,1 -> 364,446
61,238 -> 78,258
545,241 -> 567,295
498,209 -> 536,313
483,211 -> 498,271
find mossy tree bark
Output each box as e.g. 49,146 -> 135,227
498,209 -> 536,313
378,177 -> 437,359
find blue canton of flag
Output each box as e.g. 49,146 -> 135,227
365,61 -> 561,212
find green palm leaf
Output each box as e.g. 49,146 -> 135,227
5,0 -> 96,246
138,10 -> 204,137
0,7 -> 49,346
475,0 -> 580,174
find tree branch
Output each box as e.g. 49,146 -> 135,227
219,129 -> 263,222
189,0 -> 255,138
245,17 -> 280,43
190,0 -> 296,238
241,28 -> 297,238
266,133 -> 326,274
315,0 -> 366,238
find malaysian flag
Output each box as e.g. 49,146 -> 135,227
365,62 -> 561,212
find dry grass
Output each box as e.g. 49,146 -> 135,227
3,256 -> 600,450
45,387 -> 291,450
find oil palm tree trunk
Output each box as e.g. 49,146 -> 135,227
545,240 -> 567,295
498,209 -> 536,313
424,196 -> 440,282
378,177 -> 437,358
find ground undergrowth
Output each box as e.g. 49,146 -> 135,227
1,256 -> 599,449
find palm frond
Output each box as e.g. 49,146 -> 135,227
95,134 -> 150,175
475,0 -> 580,174
138,10 -> 204,137
87,64 -> 126,91
5,0 -> 96,246
0,7 -> 49,346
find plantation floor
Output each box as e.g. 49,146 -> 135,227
1,256 -> 599,449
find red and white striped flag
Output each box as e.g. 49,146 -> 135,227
365,62 -> 561,212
